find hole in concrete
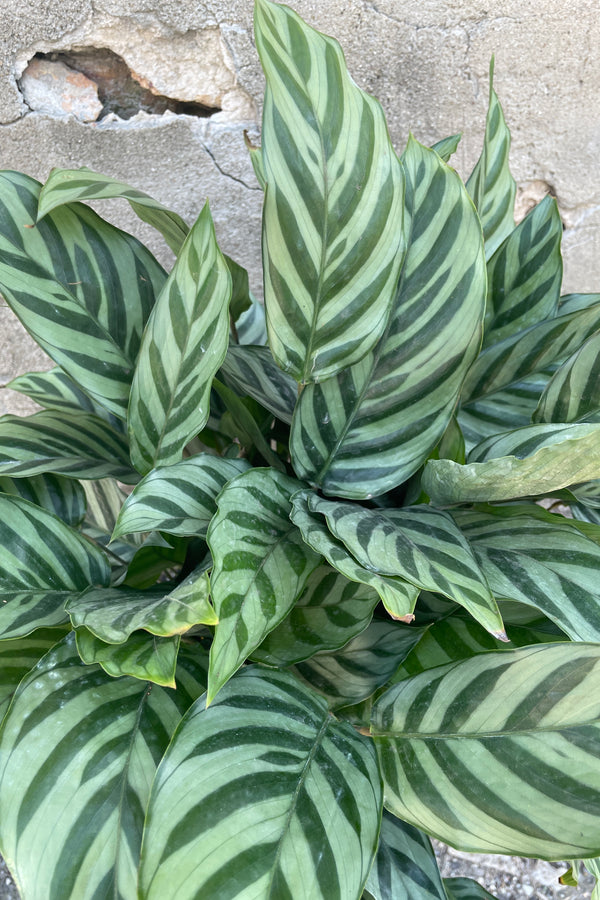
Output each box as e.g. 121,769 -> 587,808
22,48 -> 220,120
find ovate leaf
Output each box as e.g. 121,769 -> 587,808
255,0 -> 405,382
139,666 -> 382,900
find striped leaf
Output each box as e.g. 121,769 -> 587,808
128,202 -> 232,474
0,633 -> 207,900
430,133 -> 462,162
82,477 -> 129,536
290,138 -> 485,498
220,344 -> 297,423
38,166 -> 189,254
424,423 -> 600,504
0,494 -> 109,639
559,292 -> 600,314
139,666 -> 382,900
371,643 -> 600,858
251,564 -> 379,666
533,328 -> 600,422
483,195 -> 562,346
453,508 -> 600,642
0,409 -> 136,482
460,300 -> 600,403
67,574 -> 216,643
255,0 -> 406,382
212,378 -> 285,470
113,455 -> 248,539
290,490 -> 419,620
363,809 -> 446,900
0,473 -> 86,526
444,878 -> 498,900
307,496 -> 505,638
225,254 -> 253,322
583,860 -> 600,899
292,618 -> 425,709
0,171 -> 166,417
6,367 -> 125,430
466,62 -> 516,258
236,294 -> 267,345
0,627 -> 68,723
75,627 -> 180,687
207,468 -> 321,702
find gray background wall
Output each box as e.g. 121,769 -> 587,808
1,0 -> 600,414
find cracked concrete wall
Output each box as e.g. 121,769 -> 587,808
1,0 -> 600,415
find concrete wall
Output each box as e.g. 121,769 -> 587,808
2,0 -> 600,415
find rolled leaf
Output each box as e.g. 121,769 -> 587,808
139,666 -> 382,899
372,643 -> 600,858
128,202 -> 232,473
0,634 -> 207,900
364,809 -> 446,900
75,627 -> 180,687
290,137 -> 485,498
255,0 -> 405,382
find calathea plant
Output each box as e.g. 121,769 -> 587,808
0,0 -> 599,897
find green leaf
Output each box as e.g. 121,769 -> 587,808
372,643 -> 600,858
68,572 -> 215,645
75,627 -> 180,686
128,202 -> 232,474
255,0 -> 406,382
38,165 -> 190,254
290,137 -> 485,498
483,195 -> 562,345
0,633 -> 207,900
0,494 -> 110,639
430,133 -> 462,162
0,409 -> 136,482
454,508 -> 600,642
307,496 -> 505,638
424,423 -> 600,503
0,473 -> 86,526
466,61 -> 516,258
583,859 -> 600,899
212,378 -> 285,470
251,564 -> 379,666
236,294 -> 267,345
139,666 -> 382,900
225,253 -> 253,322
290,490 -> 419,620
363,809 -> 446,900
220,344 -> 297,423
0,171 -> 165,418
292,618 -> 424,709
559,292 -> 600,314
533,328 -> 600,422
207,468 -> 321,702
444,877 -> 499,900
0,627 -> 68,724
113,454 -> 248,539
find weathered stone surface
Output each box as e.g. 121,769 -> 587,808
20,57 -> 102,122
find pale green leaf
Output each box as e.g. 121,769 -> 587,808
6,367 -> 124,430
0,627 -> 68,724
75,627 -> 180,686
220,344 -> 297,424
430,133 -> 461,162
533,328 -> 600,423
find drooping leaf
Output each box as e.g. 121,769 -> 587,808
251,564 -> 379,666
0,473 -> 86,526
290,137 -> 485,498
0,409 -> 136,482
207,468 -> 321,702
424,422 -> 600,504
292,618 -> 425,709
533,328 -> 600,422
128,202 -> 232,474
0,627 -> 68,724
466,61 -> 516,258
139,666 -> 382,900
0,494 -> 110,639
483,195 -> 562,345
372,643 -> 600,858
0,171 -> 165,417
113,454 -> 248,540
67,573 -> 216,644
75,627 -> 180,687
220,344 -> 297,423
308,496 -> 505,637
255,0 -> 405,382
38,165 -> 190,254
453,508 -> 600,642
0,633 -> 207,900
444,877 -> 499,899
363,809 -> 446,900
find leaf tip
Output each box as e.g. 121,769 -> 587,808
493,629 -> 510,643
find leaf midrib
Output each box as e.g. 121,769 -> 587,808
372,720 -> 600,740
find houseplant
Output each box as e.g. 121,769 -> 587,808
0,0 -> 599,896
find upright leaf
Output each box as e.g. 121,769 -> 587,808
372,643 -> 600,858
290,138 -> 485,497
128,202 -> 232,474
0,634 -> 207,900
255,0 -> 405,382
207,469 -> 321,702
139,666 -> 382,900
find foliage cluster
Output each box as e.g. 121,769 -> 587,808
0,1 -> 599,897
